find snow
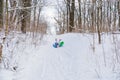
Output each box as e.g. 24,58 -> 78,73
0,32 -> 120,80
0,69 -> 13,80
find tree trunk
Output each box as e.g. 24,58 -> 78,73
66,0 -> 70,32
69,0 -> 75,32
21,0 -> 31,33
6,0 -> 9,35
97,1 -> 101,44
100,0 -> 102,32
33,0 -> 37,36
0,45 -> 3,63
78,0 -> 82,32
0,0 -> 3,62
9,0 -> 16,21
91,0 -> 95,32
118,1 -> 120,31
0,0 -> 3,29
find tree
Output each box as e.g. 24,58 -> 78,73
91,0 -> 95,32
66,0 -> 70,32
78,0 -> 82,32
0,0 -> 3,62
21,0 -> 31,33
118,1 -> 120,31
69,0 -> 75,32
96,0 -> 102,44
9,0 -> 17,21
0,0 -> 3,29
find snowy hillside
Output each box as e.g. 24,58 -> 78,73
0,33 -> 120,80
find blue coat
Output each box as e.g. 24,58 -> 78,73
53,42 -> 59,48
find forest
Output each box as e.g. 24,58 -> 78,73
0,0 -> 120,80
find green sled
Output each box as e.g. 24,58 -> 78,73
59,41 -> 64,47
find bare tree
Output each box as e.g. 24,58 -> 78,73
21,0 -> 31,33
78,0 -> 82,32
0,0 -> 3,30
66,0 -> 70,32
69,0 -> 75,32
118,1 -> 120,31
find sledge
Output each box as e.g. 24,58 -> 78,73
53,39 -> 64,48
53,42 -> 59,48
59,41 -> 64,47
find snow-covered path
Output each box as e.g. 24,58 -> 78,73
0,33 -> 118,80
14,34 -> 98,80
